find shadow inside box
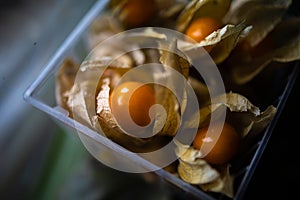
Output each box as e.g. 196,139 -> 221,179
244,73 -> 300,200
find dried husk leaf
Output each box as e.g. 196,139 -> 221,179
176,143 -> 234,197
185,92 -> 276,138
153,40 -> 190,136
88,13 -> 124,48
271,17 -> 300,62
159,39 -> 190,78
125,27 -> 167,44
177,92 -> 276,196
229,17 -> 300,84
95,70 -> 151,150
159,1 -> 186,20
142,48 -> 161,64
227,104 -> 277,139
65,80 -> 99,129
61,58 -> 153,151
185,92 -> 257,128
225,0 -> 292,47
207,93 -> 276,139
63,59 -> 127,128
208,23 -> 251,64
180,22 -> 252,64
88,42 -> 145,69
176,0 -> 232,32
110,0 -> 185,29
108,0 -> 127,10
83,60 -> 182,151
200,164 -> 234,198
210,92 -> 260,115
188,77 -> 210,106
87,13 -> 145,68
153,86 -> 181,137
55,58 -> 79,116
175,142 -> 220,184
153,0 -> 181,11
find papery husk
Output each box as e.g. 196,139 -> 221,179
153,39 -> 190,136
55,58 -> 79,117
227,103 -> 277,139
110,0 -> 184,28
188,77 -> 210,106
175,142 -> 220,184
65,79 -> 100,128
108,0 -> 126,10
87,13 -> 145,67
180,22 -> 252,64
229,17 -> 300,84
152,85 -> 181,137
211,93 -> 276,139
95,69 -> 151,150
185,92 -> 276,138
88,13 -> 124,48
265,17 -> 300,62
69,60 -> 172,151
225,0 -> 292,47
177,92 -> 276,197
62,59 -> 124,128
88,43 -> 145,70
159,39 -> 190,79
142,48 -> 161,64
208,22 -> 251,64
159,1 -> 186,20
60,34 -> 189,150
176,0 -> 232,32
124,27 -> 167,44
200,164 -> 233,198
147,0 -> 187,28
95,69 -> 176,151
176,143 -> 234,197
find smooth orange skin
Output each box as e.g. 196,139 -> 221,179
193,122 -> 240,164
110,81 -> 155,133
185,17 -> 222,43
120,0 -> 157,27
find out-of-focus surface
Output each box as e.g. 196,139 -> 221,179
0,0 -> 299,199
0,0 -> 96,199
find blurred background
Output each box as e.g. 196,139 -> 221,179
0,0 -> 299,199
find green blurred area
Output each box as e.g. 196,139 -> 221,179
29,128 -> 87,200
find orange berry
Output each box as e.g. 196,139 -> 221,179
110,81 -> 155,133
119,0 -> 157,27
185,17 -> 222,43
193,122 -> 240,164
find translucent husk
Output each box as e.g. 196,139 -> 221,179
179,21 -> 252,64
57,37 -> 191,151
225,0 -> 292,47
228,17 -> 300,84
176,0 -> 232,32
176,143 -> 220,185
175,0 -> 251,64
176,92 -> 276,197
55,58 -> 79,117
186,92 -> 276,137
175,142 -> 234,197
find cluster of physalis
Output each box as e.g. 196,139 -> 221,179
56,0 -> 300,198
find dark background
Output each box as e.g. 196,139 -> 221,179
245,73 -> 300,200
0,0 -> 299,199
